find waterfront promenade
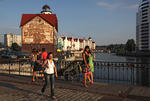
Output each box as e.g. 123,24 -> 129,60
0,73 -> 150,101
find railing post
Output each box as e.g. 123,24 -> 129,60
107,63 -> 109,83
131,64 -> 133,85
132,64 -> 135,85
9,59 -> 10,75
19,60 -> 20,76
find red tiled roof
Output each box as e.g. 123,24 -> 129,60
67,37 -> 72,41
74,38 -> 78,42
20,14 -> 58,31
79,39 -> 84,42
61,37 -> 66,40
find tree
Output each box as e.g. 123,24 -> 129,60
11,43 -> 21,51
125,39 -> 135,52
0,42 -> 2,48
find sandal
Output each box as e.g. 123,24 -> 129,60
51,96 -> 57,99
84,85 -> 89,88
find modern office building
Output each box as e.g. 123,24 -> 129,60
4,33 -> 21,47
136,0 -> 150,52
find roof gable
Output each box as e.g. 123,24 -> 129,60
20,14 -> 58,31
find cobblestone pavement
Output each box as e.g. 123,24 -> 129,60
0,80 -> 103,101
0,74 -> 145,101
0,80 -> 143,101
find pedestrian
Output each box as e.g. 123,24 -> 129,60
34,50 -> 45,80
41,48 -> 48,80
41,48 -> 48,62
41,52 -> 58,99
30,48 -> 37,82
82,46 -> 90,87
88,51 -> 94,84
30,48 -> 35,70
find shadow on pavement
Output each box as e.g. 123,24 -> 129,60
0,81 -> 43,97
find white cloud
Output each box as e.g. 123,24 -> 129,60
127,4 -> 139,9
96,2 -> 119,10
96,2 -> 139,10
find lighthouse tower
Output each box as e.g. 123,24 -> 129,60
41,5 -> 52,14
20,5 -> 58,53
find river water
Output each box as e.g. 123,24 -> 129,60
93,52 -> 150,86
95,52 -> 150,63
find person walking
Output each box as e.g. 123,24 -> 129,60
41,48 -> 48,80
32,50 -> 42,82
41,52 -> 58,99
41,48 -> 48,62
30,48 -> 38,82
34,49 -> 45,81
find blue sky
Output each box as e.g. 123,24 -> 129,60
0,0 -> 141,45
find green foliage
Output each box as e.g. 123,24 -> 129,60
107,44 -> 125,53
97,39 -> 136,55
0,42 -> 2,48
117,47 -> 126,55
125,39 -> 135,52
11,43 -> 21,51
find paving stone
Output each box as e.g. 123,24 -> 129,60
0,74 -> 149,101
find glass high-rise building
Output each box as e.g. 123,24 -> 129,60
136,0 -> 150,52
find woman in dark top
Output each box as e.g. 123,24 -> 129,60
82,46 -> 91,87
34,50 -> 45,81
31,50 -> 39,82
37,50 -> 45,80
30,49 -> 37,82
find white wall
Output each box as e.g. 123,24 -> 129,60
4,34 -> 21,47
59,36 -> 96,51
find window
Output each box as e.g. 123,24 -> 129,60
141,6 -> 149,9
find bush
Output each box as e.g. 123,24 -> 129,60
11,43 -> 21,51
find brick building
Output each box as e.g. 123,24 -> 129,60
20,5 -> 58,53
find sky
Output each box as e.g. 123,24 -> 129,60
0,0 -> 141,45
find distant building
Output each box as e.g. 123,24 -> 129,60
136,0 -> 150,52
20,5 -> 58,53
57,37 -> 96,51
57,37 -> 64,50
4,33 -> 21,47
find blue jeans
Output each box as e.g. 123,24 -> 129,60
42,73 -> 55,96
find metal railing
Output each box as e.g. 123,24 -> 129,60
57,61 -> 150,86
0,59 -> 32,76
0,59 -> 150,86
93,61 -> 150,86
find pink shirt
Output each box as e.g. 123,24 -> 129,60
41,51 -> 48,61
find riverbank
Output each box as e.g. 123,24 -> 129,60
116,52 -> 150,57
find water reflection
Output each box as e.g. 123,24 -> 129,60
95,52 -> 150,63
95,52 -> 150,86
136,58 -> 149,86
